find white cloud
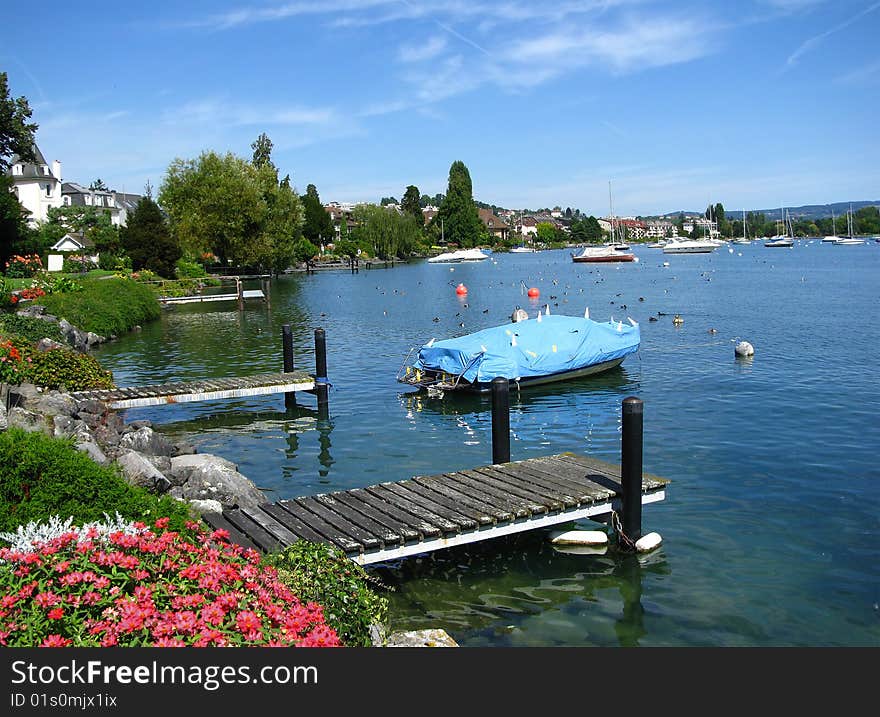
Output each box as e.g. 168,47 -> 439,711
398,36 -> 447,63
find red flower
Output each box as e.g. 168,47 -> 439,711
40,635 -> 72,647
48,608 -> 64,620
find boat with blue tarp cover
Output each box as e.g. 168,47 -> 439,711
397,312 -> 640,393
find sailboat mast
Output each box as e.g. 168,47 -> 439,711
608,180 -> 615,246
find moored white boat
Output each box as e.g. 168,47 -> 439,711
662,238 -> 717,254
427,248 -> 490,263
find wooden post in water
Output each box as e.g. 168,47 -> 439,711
314,327 -> 329,419
236,277 -> 243,311
620,396 -> 643,549
491,377 -> 510,464
282,324 -> 295,408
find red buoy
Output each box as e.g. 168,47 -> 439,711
455,283 -> 468,295
527,287 -> 540,298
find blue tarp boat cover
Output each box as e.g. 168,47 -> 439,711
413,314 -> 640,384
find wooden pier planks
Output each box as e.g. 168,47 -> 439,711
203,453 -> 670,565
70,370 -> 315,409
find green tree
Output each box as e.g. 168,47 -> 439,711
0,72 -> 38,173
159,151 -> 268,266
301,184 -> 334,248
536,221 -> 558,244
401,185 -> 423,225
89,179 -> 109,191
351,203 -> 423,259
435,161 -> 486,248
121,195 -> 180,277
251,132 -> 274,171
260,170 -> 303,274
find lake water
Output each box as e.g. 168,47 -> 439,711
93,240 -> 880,647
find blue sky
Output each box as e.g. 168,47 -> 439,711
4,0 -> 879,217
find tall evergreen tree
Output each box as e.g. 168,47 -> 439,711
0,175 -> 33,270
122,195 -> 180,278
301,184 -> 334,246
435,161 -> 485,247
251,133 -> 275,171
401,185 -> 423,225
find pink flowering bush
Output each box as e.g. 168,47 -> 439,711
0,519 -> 340,647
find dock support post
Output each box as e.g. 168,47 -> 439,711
236,278 -> 243,311
314,327 -> 329,419
282,324 -> 296,408
491,377 -> 510,464
620,396 -> 643,548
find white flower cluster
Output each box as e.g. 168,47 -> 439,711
0,512 -> 145,554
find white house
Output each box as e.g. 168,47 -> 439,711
6,144 -> 63,225
61,182 -> 141,227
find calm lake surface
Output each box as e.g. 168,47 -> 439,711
94,241 -> 880,646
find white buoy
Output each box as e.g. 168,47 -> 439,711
635,532 -> 663,553
549,530 -> 608,546
584,306 -> 590,319
536,312 -> 542,322
735,340 -> 754,357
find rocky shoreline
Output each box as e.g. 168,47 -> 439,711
0,306 -> 459,647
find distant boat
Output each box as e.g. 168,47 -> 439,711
765,208 -> 794,247
510,245 -> 537,253
823,209 -> 841,242
571,245 -> 635,262
573,181 -> 635,262
646,240 -> 666,248
833,205 -> 864,244
427,248 -> 490,263
662,237 -> 717,254
732,210 -> 750,244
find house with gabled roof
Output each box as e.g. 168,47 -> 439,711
62,182 -> 142,226
5,144 -> 63,225
477,207 -> 510,241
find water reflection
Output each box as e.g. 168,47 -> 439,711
375,530 -> 669,646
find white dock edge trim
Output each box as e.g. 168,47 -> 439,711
107,380 -> 316,409
351,489 -> 665,565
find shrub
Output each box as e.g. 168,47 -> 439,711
35,277 -> 160,337
0,315 -> 64,344
0,338 -> 31,384
0,518 -> 341,647
175,258 -> 207,279
24,348 -> 114,391
98,253 -> 131,272
0,428 -> 192,535
39,275 -> 83,295
266,541 -> 390,646
4,254 -> 43,278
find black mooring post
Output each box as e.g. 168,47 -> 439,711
491,376 -> 510,465
314,327 -> 329,418
282,324 -> 296,408
620,396 -> 644,547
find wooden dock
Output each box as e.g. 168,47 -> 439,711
71,370 -> 315,409
159,289 -> 265,304
202,452 -> 669,565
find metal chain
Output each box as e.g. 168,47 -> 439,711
611,510 -> 637,551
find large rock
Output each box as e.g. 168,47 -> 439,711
76,441 -> 110,465
169,453 -> 238,484
118,426 -> 175,457
7,383 -> 42,410
116,450 -> 172,492
188,499 -> 224,515
6,407 -> 50,435
34,392 -> 77,418
0,402 -> 6,431
169,458 -> 265,510
383,629 -> 459,647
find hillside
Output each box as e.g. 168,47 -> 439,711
660,201 -> 880,221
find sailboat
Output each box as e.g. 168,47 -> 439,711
822,209 -> 841,243
765,208 -> 793,247
834,205 -> 865,245
571,181 -> 635,263
733,210 -> 750,244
